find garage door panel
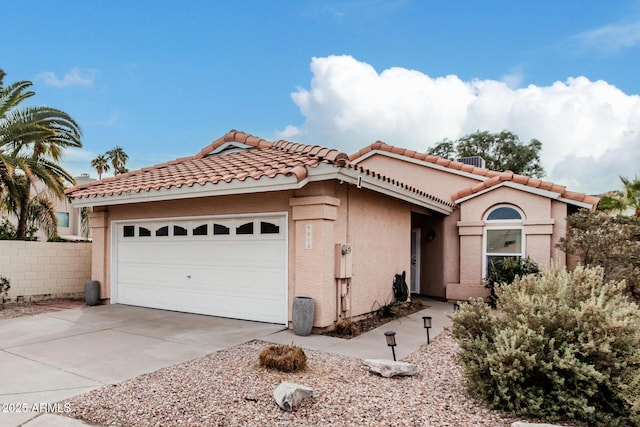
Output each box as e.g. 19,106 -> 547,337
115,216 -> 287,324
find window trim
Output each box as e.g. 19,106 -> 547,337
482,204 -> 525,279
483,225 -> 526,279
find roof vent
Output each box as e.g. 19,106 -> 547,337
208,141 -> 254,156
456,156 -> 486,168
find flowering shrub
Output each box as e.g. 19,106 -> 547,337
452,266 -> 640,426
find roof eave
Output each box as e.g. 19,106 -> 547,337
69,174 -> 307,208
307,165 -> 454,215
454,181 -> 598,209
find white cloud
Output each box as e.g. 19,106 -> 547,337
36,67 -> 96,87
572,21 -> 640,53
278,55 -> 640,194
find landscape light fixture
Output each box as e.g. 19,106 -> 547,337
422,316 -> 432,344
453,302 -> 460,312
384,331 -> 397,361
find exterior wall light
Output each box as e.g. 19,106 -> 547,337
384,331 -> 397,361
422,316 -> 432,344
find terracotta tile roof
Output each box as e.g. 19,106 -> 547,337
66,131 -> 456,212
350,141 -> 600,207
66,130 -> 349,200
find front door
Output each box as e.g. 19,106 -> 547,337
410,228 -> 421,294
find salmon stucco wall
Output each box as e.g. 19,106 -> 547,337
448,186 -> 569,301
289,193 -> 341,328
345,187 -> 411,318
289,181 -> 412,327
354,154 -> 479,203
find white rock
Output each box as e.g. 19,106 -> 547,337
273,381 -> 314,411
363,359 -> 419,378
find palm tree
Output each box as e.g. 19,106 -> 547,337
599,176 -> 640,217
91,154 -> 110,180
106,146 -> 128,175
0,173 -> 60,240
0,69 -> 82,240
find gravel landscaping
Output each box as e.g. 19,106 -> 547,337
0,298 -> 84,319
61,332 -> 528,427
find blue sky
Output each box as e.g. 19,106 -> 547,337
2,0 -> 640,194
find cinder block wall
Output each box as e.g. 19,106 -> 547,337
0,241 -> 92,303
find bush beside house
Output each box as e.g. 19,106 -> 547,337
452,266 -> 640,426
557,210 -> 640,302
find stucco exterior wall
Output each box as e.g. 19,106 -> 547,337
289,191 -> 341,328
87,182 -> 414,329
355,154 -> 478,202
346,187 -> 411,317
449,186 -> 570,300
0,241 -> 91,302
551,200 -> 568,266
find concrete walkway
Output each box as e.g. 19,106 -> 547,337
3,300 -> 453,426
265,298 -> 454,360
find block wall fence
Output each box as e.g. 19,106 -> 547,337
0,241 -> 92,303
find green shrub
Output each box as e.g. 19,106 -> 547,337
378,302 -> 399,318
0,219 -> 38,240
0,275 -> 9,295
0,220 -> 17,240
557,210 -> 640,301
452,266 -> 640,426
485,256 -> 539,307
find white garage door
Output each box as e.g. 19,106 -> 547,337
113,214 -> 287,324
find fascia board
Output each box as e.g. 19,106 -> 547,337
70,174 -> 306,208
557,197 -> 596,209
454,182 -> 562,204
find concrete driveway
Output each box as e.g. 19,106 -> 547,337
0,304 -> 285,426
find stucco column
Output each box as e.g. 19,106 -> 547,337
89,210 -> 109,299
447,221 -> 487,300
289,196 -> 340,329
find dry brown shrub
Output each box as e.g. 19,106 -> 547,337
410,299 -> 425,310
258,344 -> 307,372
333,319 -> 359,337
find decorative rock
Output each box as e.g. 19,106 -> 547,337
273,381 -> 314,411
512,423 -> 567,427
363,359 -> 419,378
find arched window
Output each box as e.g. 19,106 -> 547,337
486,206 -> 522,221
483,205 -> 525,278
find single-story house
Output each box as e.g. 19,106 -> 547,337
65,130 -> 599,329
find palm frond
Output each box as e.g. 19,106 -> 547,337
26,193 -> 58,240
